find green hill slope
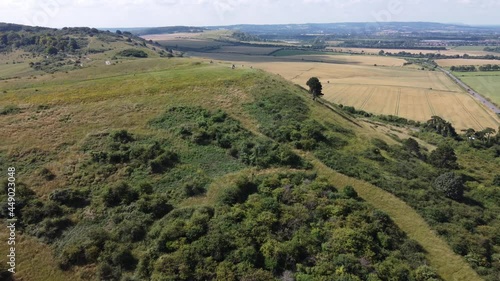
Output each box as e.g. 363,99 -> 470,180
0,30 -> 499,280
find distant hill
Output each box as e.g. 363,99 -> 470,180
123,22 -> 500,37
105,26 -> 208,36
0,22 -> 178,74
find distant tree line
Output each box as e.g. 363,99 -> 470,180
450,64 -> 500,72
340,40 -> 446,50
450,65 -> 477,72
231,31 -> 262,42
484,46 -> 500,53
379,50 -> 500,61
478,64 -> 500,71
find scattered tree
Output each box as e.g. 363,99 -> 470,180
306,77 -> 323,100
423,116 -> 457,138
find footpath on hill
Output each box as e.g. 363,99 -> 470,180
298,151 -> 482,281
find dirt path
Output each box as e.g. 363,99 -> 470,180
298,151 -> 482,281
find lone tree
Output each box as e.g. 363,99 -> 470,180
433,172 -> 464,200
306,77 -> 323,100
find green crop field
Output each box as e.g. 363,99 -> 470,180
454,71 -> 500,106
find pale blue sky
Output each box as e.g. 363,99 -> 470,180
1,0 -> 499,28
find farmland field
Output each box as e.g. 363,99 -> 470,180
192,52 -> 499,130
154,38 -> 227,49
454,71 -> 500,106
194,52 -> 500,130
206,45 -> 281,55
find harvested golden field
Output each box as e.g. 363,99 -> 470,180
232,56 -> 499,131
436,59 -> 500,67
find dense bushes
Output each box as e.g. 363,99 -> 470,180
138,173 -> 436,280
423,116 -> 458,138
86,130 -> 179,174
247,91 -> 349,151
116,49 -> 148,58
150,106 -> 308,169
428,144 -> 458,170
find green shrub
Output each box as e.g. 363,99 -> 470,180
103,182 -> 138,207
49,188 -> 89,208
492,174 -> 500,186
0,104 -> 20,115
110,129 -> 134,143
39,167 -> 56,180
136,195 -> 172,219
150,151 -> 179,173
343,186 -> 358,198
33,217 -> 73,242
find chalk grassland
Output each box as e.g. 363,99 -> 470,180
241,56 -> 500,131
328,47 -> 499,57
455,71 -> 500,106
0,50 -> 42,79
436,59 -> 500,67
0,60 -> 259,280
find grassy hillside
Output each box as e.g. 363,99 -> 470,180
0,32 -> 499,280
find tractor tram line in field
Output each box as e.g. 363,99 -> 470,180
453,94 -> 484,130
425,90 -> 437,116
359,87 -> 376,111
395,88 -> 401,116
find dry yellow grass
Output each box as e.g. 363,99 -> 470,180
436,59 -> 500,67
0,232 -> 82,281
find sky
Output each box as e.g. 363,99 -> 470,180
1,0 -> 500,28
